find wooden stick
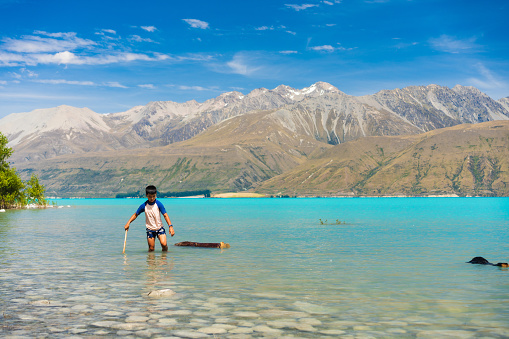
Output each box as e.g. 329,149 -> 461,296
122,230 -> 128,254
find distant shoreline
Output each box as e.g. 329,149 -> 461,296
211,192 -> 267,198
45,193 -> 507,199
210,193 -> 486,198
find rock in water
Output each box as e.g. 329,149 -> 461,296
467,257 -> 491,265
147,289 -> 176,298
467,257 -> 508,267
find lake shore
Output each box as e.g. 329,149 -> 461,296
211,192 -> 267,198
212,192 -> 464,198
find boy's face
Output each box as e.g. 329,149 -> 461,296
147,193 -> 157,203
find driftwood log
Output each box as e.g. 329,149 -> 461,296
175,241 -> 230,249
467,257 -> 508,267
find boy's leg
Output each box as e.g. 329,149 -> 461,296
147,236 -> 156,252
158,234 -> 168,251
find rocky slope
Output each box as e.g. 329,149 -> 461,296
358,85 -> 509,131
256,120 -> 509,197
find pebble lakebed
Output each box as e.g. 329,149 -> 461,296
2,270 -> 509,339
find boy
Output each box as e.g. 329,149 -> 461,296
124,185 -> 175,251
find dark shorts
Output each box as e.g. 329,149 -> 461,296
146,227 -> 166,239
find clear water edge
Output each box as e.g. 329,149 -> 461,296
1,197 -> 508,338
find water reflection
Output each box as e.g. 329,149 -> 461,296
146,252 -> 174,289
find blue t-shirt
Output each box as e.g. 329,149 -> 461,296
136,199 -> 167,216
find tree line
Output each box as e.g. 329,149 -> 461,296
0,132 -> 47,209
116,189 -> 211,198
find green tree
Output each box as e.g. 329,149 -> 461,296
0,166 -> 25,208
0,133 -> 23,208
0,132 -> 13,169
0,132 -> 47,209
25,174 -> 47,206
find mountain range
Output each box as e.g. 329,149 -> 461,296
1,82 -> 508,197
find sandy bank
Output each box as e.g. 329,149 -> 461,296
212,192 -> 267,198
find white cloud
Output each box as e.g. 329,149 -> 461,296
310,45 -> 336,52
141,26 -> 157,32
53,51 -> 78,64
0,52 -> 26,66
179,85 -> 213,91
0,49 -> 172,67
19,67 -> 38,78
309,44 -> 352,52
105,82 -> 128,88
256,26 -> 274,31
138,84 -> 156,89
226,54 -> 262,76
0,30 -> 214,71
285,4 -> 319,11
175,53 -> 215,62
30,79 -> 129,88
33,79 -> 96,86
101,29 -> 117,35
183,19 -> 209,29
429,35 -> 481,54
2,32 -> 95,53
254,25 -> 296,35
128,35 -> 156,43
467,63 -> 507,91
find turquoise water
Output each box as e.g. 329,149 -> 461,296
1,198 -> 508,338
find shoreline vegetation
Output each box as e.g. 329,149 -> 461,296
0,132 -> 48,210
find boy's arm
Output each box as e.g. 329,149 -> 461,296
124,213 -> 138,231
163,213 -> 175,237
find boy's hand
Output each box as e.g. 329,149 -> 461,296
169,225 -> 175,237
124,224 -> 130,231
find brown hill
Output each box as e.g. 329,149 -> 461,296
255,120 -> 509,197
15,110 -> 328,197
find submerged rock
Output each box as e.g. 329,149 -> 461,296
467,257 -> 490,265
147,289 -> 176,297
467,257 -> 508,267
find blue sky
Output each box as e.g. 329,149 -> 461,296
0,0 -> 508,118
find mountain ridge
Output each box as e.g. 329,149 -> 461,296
1,82 -> 509,197
2,82 -> 508,164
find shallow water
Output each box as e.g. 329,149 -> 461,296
1,197 -> 508,338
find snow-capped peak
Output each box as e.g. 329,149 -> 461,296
0,105 -> 110,146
